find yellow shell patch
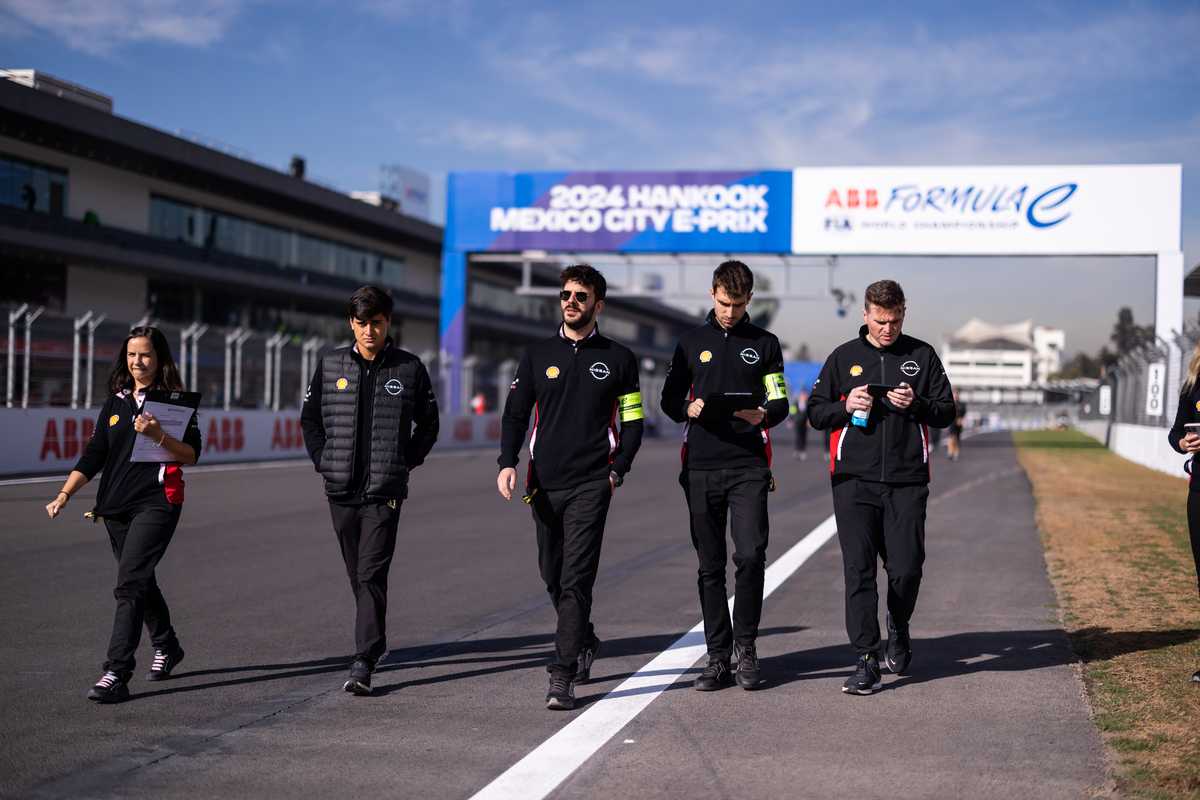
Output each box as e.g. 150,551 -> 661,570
849,365 -> 863,377
1195,400 -> 1200,412
108,414 -> 119,427
699,350 -> 712,364
546,366 -> 561,379
336,377 -> 349,391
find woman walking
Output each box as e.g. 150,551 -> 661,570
45,326 -> 202,703
1167,341 -> 1200,684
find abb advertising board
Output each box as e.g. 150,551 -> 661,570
0,409 -> 503,477
0,409 -> 309,476
792,165 -> 1181,255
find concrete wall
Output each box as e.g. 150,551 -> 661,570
65,264 -> 147,321
1075,421 -> 1189,478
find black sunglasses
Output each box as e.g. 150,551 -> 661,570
559,290 -> 589,303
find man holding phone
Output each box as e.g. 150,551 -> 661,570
808,280 -> 955,695
661,260 -> 789,691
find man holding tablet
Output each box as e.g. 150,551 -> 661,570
807,280 -> 955,695
661,260 -> 789,691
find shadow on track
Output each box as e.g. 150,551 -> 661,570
757,627 -> 1200,691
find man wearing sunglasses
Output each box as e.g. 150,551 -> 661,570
660,260 -> 789,691
497,264 -> 645,711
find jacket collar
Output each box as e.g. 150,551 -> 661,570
558,322 -> 601,346
858,324 -> 904,352
352,337 -> 393,364
706,309 -> 752,333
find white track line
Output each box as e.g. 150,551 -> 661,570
470,512 -> 839,800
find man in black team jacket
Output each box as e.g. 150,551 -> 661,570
498,264 -> 645,711
301,285 -> 439,696
660,261 -> 789,691
807,280 -> 954,695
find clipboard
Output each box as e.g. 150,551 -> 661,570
130,389 -> 201,462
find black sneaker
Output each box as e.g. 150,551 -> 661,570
842,653 -> 883,695
733,642 -> 764,689
546,673 -> 576,710
885,614 -> 912,675
87,671 -> 130,704
146,645 -> 185,681
343,658 -> 374,696
1191,669 -> 1199,684
575,634 -> 601,684
693,657 -> 734,691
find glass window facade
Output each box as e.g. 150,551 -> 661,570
148,195 -> 405,286
0,153 -> 68,216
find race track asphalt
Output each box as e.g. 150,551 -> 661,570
0,431 -> 1105,799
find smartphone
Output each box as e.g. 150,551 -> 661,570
866,383 -> 900,398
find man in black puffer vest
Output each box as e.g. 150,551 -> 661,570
301,285 -> 439,696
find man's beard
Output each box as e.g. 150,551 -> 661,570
563,305 -> 595,331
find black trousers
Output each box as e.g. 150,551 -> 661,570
102,505 -> 183,676
682,467 -> 771,660
832,477 -> 929,655
1186,492 -> 1200,595
329,501 -> 402,663
531,478 -> 612,677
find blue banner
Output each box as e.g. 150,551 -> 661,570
446,170 -> 793,254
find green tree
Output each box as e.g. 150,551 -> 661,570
1110,307 -> 1153,354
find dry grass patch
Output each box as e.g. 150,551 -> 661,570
1014,429 -> 1200,799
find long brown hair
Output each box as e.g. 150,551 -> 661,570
107,326 -> 185,395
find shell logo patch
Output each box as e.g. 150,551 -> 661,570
699,350 -> 712,364
108,414 -> 120,427
546,366 -> 561,379
336,377 -> 349,391
849,365 -> 863,377
1195,400 -> 1200,412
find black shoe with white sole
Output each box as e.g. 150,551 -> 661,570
842,654 -> 883,695
693,657 -> 734,691
1192,668 -> 1200,684
546,673 -> 576,710
343,657 -> 374,696
885,614 -> 911,675
576,635 -> 601,684
733,642 -> 764,689
146,645 -> 185,681
87,671 -> 130,704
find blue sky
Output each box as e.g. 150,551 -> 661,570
2,0 -> 1198,357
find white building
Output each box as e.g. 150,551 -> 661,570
943,319 -> 1064,388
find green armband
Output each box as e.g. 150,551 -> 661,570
618,391 -> 645,422
764,372 -> 787,402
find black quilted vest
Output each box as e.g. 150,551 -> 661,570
318,345 -> 422,499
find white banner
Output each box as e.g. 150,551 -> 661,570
1098,384 -> 1112,417
1145,362 -> 1166,417
792,165 -> 1181,255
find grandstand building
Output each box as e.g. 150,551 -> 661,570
0,71 -> 696,411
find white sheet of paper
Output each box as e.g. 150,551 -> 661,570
129,400 -> 195,462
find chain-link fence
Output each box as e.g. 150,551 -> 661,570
1074,323 -> 1200,429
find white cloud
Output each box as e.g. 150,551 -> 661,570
425,119 -> 585,168
0,0 -> 243,54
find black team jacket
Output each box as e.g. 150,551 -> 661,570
660,311 -> 790,470
807,325 -> 955,483
301,339 -> 439,503
499,325 -> 645,492
1167,381 -> 1200,491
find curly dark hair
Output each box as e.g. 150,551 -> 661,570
560,264 -> 607,301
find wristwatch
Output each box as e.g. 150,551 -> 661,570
609,470 -> 623,488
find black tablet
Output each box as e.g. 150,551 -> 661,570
701,391 -> 763,418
